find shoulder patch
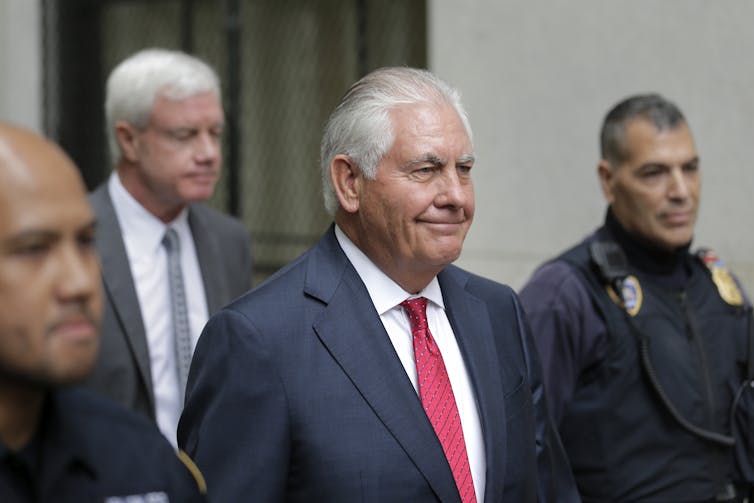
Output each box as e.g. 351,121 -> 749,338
697,249 -> 744,306
606,275 -> 643,316
178,449 -> 207,494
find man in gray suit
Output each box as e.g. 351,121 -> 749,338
85,48 -> 252,448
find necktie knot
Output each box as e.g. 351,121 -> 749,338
402,297 -> 438,355
401,297 -> 429,332
162,227 -> 180,253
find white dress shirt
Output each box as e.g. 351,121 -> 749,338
108,173 -> 209,448
335,225 -> 486,502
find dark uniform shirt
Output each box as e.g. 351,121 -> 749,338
0,387 -> 205,503
520,210 -> 752,502
520,210 -> 695,425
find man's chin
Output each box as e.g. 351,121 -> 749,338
48,345 -> 99,386
426,246 -> 463,268
0,364 -> 94,390
660,226 -> 695,249
50,363 -> 97,387
187,178 -> 218,195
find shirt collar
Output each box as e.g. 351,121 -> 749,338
0,391 -> 97,479
334,225 -> 445,314
108,172 -> 189,257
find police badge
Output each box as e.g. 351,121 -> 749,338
606,275 -> 643,316
697,249 -> 744,306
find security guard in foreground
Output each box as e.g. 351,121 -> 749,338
520,94 -> 753,502
0,123 -> 206,502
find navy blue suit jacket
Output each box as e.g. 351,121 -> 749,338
178,226 -> 577,502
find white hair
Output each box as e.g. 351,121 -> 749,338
104,48 -> 221,166
320,67 -> 472,216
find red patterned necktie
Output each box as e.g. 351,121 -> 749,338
401,297 -> 477,503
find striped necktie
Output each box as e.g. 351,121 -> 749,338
401,297 -> 477,503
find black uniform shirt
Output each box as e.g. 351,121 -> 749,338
0,388 -> 204,503
520,209 -> 693,423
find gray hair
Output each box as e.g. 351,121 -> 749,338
104,48 -> 221,166
600,93 -> 686,166
320,67 -> 472,216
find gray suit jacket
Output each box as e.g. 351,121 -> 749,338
85,182 -> 253,420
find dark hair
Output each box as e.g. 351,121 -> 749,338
600,93 -> 686,165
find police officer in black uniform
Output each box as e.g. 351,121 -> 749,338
0,123 -> 205,502
520,94 -> 754,502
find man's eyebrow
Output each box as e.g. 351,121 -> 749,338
638,162 -> 669,169
457,153 -> 475,164
402,154 -> 446,169
2,229 -> 59,249
7,218 -> 97,240
639,155 -> 699,170
79,219 -> 97,233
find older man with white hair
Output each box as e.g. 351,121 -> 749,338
84,48 -> 252,448
179,66 -> 578,502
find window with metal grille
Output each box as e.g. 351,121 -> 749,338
43,0 -> 427,284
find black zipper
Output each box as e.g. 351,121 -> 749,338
678,290 -> 717,432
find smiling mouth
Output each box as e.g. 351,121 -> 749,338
419,220 -> 467,233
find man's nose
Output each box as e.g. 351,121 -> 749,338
668,168 -> 690,200
194,132 -> 220,162
435,167 -> 471,208
56,244 -> 99,302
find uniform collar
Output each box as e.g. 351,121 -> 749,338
0,390 -> 98,493
38,390 -> 98,481
604,208 -> 693,289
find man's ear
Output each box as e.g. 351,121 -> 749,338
330,154 -> 362,213
114,120 -> 140,163
597,159 -> 616,204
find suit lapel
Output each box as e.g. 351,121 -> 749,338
91,186 -> 155,408
439,269 -> 507,503
188,206 -> 225,314
308,229 -> 461,502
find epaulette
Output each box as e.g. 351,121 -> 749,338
696,248 -> 744,306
